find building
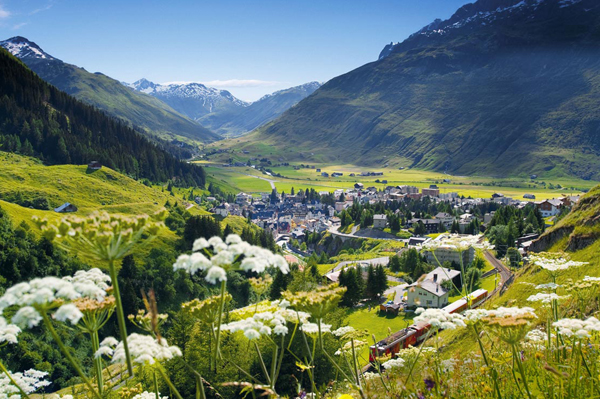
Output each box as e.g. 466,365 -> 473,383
535,199 -> 563,217
321,172 -> 329,177
434,212 -> 454,229
397,185 -> 419,194
422,185 -> 440,197
406,267 -> 461,308
235,192 -> 252,205
523,193 -> 536,200
408,219 -> 441,234
373,214 -> 387,229
88,161 -> 102,170
423,245 -> 476,267
354,183 -> 364,190
214,204 -> 229,217
54,202 -> 77,213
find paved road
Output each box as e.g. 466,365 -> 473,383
484,250 -> 512,285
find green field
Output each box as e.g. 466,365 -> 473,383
200,161 -> 592,200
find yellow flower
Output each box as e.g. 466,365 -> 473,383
338,395 -> 354,399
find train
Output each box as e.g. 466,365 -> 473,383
369,289 -> 488,361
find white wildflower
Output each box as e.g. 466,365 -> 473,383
527,293 -> 569,304
205,266 -> 227,284
192,237 -> 210,251
0,316 -> 20,344
12,306 -> 42,329
530,254 -> 588,272
535,283 -> 560,290
382,357 -> 405,370
132,392 -> 168,399
111,333 -> 182,365
0,368 -> 51,396
414,308 -> 466,329
332,326 -> 356,337
54,304 -> 84,325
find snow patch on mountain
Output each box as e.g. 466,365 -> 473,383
0,36 -> 54,61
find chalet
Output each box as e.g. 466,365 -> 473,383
434,212 -> 454,228
423,244 -> 476,267
214,204 -> 229,217
535,199 -> 563,217
321,172 -> 329,177
235,192 -> 252,204
354,183 -> 364,190
492,193 -> 504,199
407,267 -> 461,308
408,218 -> 440,234
54,203 -> 77,213
373,214 -> 387,229
523,193 -> 536,200
88,161 -> 102,170
316,168 -> 321,172
332,172 -> 343,177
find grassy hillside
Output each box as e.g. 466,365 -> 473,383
240,0 -> 600,181
2,37 -> 218,143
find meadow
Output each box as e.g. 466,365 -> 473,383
200,160 -> 592,201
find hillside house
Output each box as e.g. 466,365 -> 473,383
535,199 -> 563,217
88,161 -> 102,170
354,183 -> 364,190
373,214 -> 387,229
54,203 -> 77,213
321,172 -> 329,177
423,244 -> 476,267
407,267 -> 461,308
214,204 -> 229,217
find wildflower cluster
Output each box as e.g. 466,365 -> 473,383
96,333 -> 182,365
33,211 -> 165,261
221,301 -> 310,340
422,234 -> 494,251
414,308 -> 466,329
530,253 -> 588,272
0,270 -> 111,329
132,392 -> 168,399
527,293 -> 569,304
0,316 -> 20,345
182,293 -> 233,325
0,369 -> 51,396
553,317 -> 600,339
282,285 -> 346,320
174,235 -> 289,284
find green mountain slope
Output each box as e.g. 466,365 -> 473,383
247,0 -> 600,180
0,37 -> 218,143
0,47 -> 206,186
198,82 -> 321,136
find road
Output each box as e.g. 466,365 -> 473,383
484,250 -> 513,293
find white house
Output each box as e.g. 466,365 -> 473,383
373,214 -> 387,229
406,267 -> 460,308
214,204 -> 229,217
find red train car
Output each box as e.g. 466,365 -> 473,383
369,289 -> 488,361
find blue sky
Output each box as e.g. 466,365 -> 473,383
0,0 -> 471,101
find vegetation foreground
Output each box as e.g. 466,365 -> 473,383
0,201 -> 599,398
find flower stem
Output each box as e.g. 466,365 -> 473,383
253,341 -> 272,386
0,359 -> 32,399
108,259 -> 134,377
511,344 -> 532,399
213,280 -> 227,371
157,366 -> 184,399
41,313 -> 102,399
90,330 -> 104,395
473,325 -> 502,399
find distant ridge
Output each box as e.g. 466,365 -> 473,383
247,0 -> 600,180
0,36 -> 219,143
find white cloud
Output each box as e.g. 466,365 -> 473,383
30,1 -> 54,15
0,5 -> 11,19
12,22 -> 27,29
162,79 -> 281,88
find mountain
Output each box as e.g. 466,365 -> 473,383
127,78 -> 248,121
0,37 -> 218,143
0,47 -> 206,186
128,79 -> 321,137
198,82 -> 322,136
246,0 -> 600,180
